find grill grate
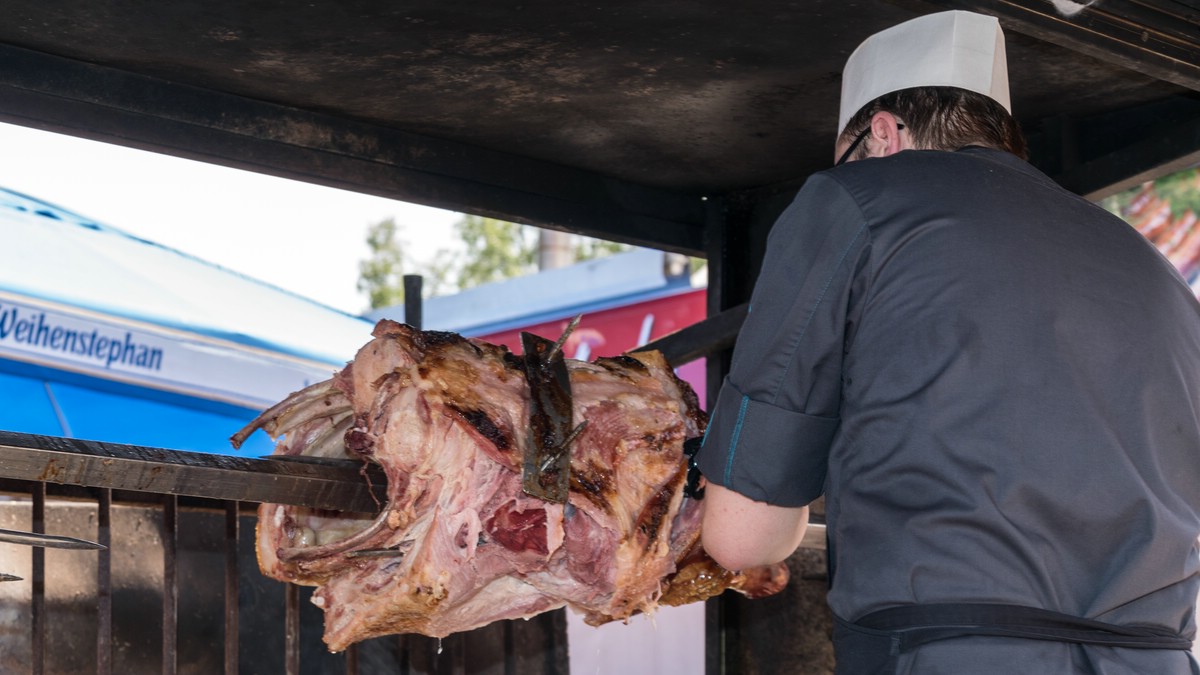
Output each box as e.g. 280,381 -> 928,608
0,439 -> 568,675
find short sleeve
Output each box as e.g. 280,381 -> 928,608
696,173 -> 868,507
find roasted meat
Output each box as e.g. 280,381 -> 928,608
235,320 -> 787,651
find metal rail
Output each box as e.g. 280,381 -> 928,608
0,440 -> 566,673
0,430 -> 382,512
0,428 -> 384,674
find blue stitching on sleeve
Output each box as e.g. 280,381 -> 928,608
771,222 -> 867,405
722,395 -> 751,485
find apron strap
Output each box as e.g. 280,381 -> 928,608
854,603 -> 1193,653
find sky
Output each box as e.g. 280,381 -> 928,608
0,121 -> 464,316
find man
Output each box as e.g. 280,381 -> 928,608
696,10 -> 1200,674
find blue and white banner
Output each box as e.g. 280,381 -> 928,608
0,293 -> 340,410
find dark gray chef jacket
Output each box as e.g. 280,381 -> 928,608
696,146 -> 1200,673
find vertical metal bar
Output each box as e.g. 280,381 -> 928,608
345,643 -> 359,675
450,632 -> 466,675
402,269 -> 425,675
162,495 -> 178,675
397,635 -> 411,675
97,488 -> 113,675
704,194 -> 733,675
285,583 -> 300,675
224,500 -> 239,675
31,482 -> 45,675
404,274 -> 424,330
503,621 -> 515,675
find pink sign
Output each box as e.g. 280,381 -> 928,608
476,288 -> 708,408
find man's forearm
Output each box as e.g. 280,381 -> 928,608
701,483 -> 808,571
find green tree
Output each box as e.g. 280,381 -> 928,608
454,216 -> 538,289
357,217 -> 407,310
573,234 -> 629,261
358,214 -> 640,309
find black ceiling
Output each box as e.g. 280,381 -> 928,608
0,0 -> 1196,254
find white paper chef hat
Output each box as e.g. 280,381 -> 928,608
838,10 -> 1011,135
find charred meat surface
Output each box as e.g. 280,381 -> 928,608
237,320 -> 787,651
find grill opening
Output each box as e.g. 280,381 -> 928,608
0,480 -> 567,675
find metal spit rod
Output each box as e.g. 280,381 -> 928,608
0,430 -> 382,512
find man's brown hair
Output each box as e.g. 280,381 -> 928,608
838,87 -> 1027,162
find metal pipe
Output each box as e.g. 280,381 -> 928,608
286,583 -> 300,675
97,488 -> 112,675
224,500 -> 239,675
397,635 -> 412,675
31,482 -> 44,675
0,527 -> 104,549
163,495 -> 178,675
404,275 -> 423,330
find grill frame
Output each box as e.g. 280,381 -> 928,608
0,458 -> 568,675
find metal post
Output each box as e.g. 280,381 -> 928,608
163,495 -> 178,675
97,488 -> 113,674
404,274 -> 424,330
400,274 -> 423,675
286,583 -> 300,675
224,500 -> 239,675
31,482 -> 45,675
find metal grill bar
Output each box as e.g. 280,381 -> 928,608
97,488 -> 112,674
286,583 -> 300,675
398,635 -> 412,675
224,500 -> 239,675
163,495 -> 178,675
0,424 -> 569,673
504,621 -> 515,675
0,430 -> 381,512
31,482 -> 44,675
450,633 -> 466,675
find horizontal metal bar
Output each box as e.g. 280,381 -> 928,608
800,523 -> 827,551
0,431 -> 382,512
639,302 -> 749,366
0,43 -> 707,256
0,526 -> 104,550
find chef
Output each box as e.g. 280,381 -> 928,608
695,10 -> 1200,674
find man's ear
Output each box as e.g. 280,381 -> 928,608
868,112 -> 905,157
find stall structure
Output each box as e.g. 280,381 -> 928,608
0,2 -> 1196,674
0,186 -> 372,455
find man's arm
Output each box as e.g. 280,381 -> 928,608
701,483 -> 808,571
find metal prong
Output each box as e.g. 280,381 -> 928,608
0,572 -> 22,582
537,421 -> 588,472
0,527 -> 106,550
539,451 -> 563,473
546,315 -> 583,362
560,420 -> 588,449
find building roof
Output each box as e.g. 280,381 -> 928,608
0,186 -> 375,453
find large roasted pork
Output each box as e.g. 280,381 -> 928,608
235,320 -> 787,652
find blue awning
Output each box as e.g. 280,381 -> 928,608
0,186 -> 373,455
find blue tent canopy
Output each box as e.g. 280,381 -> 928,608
0,187 -> 375,455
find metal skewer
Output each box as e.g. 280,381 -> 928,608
0,527 -> 106,550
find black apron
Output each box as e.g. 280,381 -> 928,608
832,603 -> 1193,674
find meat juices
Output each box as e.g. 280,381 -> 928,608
237,320 -> 787,652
